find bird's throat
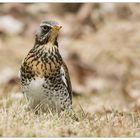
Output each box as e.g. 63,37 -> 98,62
43,42 -> 58,54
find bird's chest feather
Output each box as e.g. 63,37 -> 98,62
20,44 -> 66,104
26,77 -> 45,99
21,45 -> 62,80
23,77 -> 60,110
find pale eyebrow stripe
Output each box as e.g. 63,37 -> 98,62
40,23 -> 52,27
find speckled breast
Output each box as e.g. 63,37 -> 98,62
20,44 -> 65,111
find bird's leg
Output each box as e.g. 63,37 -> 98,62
64,106 -> 79,122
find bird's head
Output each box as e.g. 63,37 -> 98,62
35,20 -> 62,45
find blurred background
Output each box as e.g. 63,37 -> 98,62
1,3 -> 140,113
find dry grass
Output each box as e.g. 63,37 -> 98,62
0,93 -> 139,137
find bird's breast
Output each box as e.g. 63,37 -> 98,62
25,53 -> 61,78
27,77 -> 45,97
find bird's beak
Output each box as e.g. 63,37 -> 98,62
52,25 -> 62,31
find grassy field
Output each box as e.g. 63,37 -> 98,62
0,92 -> 139,137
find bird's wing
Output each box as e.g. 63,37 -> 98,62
60,62 -> 72,101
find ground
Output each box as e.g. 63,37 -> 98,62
0,92 -> 139,137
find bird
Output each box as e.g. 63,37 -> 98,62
19,20 -> 77,120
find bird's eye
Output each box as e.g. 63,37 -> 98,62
42,26 -> 50,32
